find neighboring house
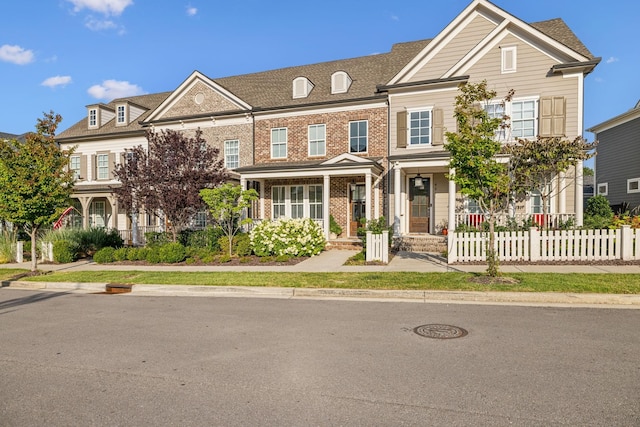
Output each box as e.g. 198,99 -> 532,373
56,0 -> 598,246
1,131 -> 26,142
588,100 -> 640,213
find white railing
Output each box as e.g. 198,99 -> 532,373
454,213 -> 577,231
448,225 -> 639,263
366,231 -> 389,263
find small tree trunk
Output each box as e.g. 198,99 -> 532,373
486,201 -> 499,277
30,225 -> 38,272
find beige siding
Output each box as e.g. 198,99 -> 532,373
162,81 -> 240,119
465,33 -> 581,138
411,14 -> 498,82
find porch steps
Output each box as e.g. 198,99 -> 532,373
393,235 -> 447,254
327,239 -> 363,251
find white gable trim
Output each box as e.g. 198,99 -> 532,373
388,0 -> 589,85
144,71 -> 251,122
321,152 -> 373,165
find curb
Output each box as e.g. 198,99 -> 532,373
4,281 -> 640,307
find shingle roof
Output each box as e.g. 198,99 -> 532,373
57,91 -> 171,140
212,39 -> 431,109
530,18 -> 594,59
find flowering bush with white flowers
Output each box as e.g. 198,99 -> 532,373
250,218 -> 326,257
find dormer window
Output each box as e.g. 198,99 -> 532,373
331,71 -> 352,94
116,104 -> 127,125
88,108 -> 97,128
293,77 -> 314,99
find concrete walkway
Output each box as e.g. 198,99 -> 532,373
3,250 -> 640,274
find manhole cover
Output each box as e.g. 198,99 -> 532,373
413,324 -> 468,339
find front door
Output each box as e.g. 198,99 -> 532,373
349,184 -> 366,237
409,177 -> 430,233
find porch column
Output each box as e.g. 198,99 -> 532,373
365,172 -> 372,222
240,177 -> 247,221
79,196 -> 91,228
394,163 -> 401,236
259,179 -> 265,219
106,196 -> 118,229
558,171 -> 566,213
374,176 -> 380,219
323,174 -> 330,239
575,160 -> 584,226
448,168 -> 456,234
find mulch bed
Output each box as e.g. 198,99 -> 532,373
102,255 -> 307,267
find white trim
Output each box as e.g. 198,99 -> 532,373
627,178 -> 640,194
388,86 -> 459,99
88,108 -> 98,128
271,127 -> 288,159
406,106 -> 434,147
507,96 -> 539,140
501,45 -> 517,74
331,71 -> 352,94
270,184 -> 325,220
322,152 -> 371,165
293,76 -> 314,99
145,71 -> 251,122
403,173 -> 434,234
224,139 -> 239,169
242,165 -> 379,181
307,123 -> 326,157
348,120 -> 368,154
597,182 -> 608,196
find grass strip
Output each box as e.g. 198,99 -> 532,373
20,270 -> 640,294
0,269 -> 29,281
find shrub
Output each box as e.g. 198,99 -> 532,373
586,195 -> 614,218
159,242 -> 186,263
275,254 -> 290,262
0,230 -> 17,263
145,231 -> 172,247
146,247 -> 161,264
126,247 -> 141,261
250,218 -> 325,257
235,233 -> 252,256
113,247 -> 129,262
329,215 -> 342,236
182,226 -> 224,250
53,240 -> 76,263
239,256 -> 252,263
93,247 -> 116,264
218,254 -> 232,263
358,216 -> 392,252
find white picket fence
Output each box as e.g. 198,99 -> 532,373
366,231 -> 389,263
448,225 -> 639,263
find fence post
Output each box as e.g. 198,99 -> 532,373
620,225 -> 632,260
529,227 -> 540,262
366,231 -> 373,262
382,230 -> 389,264
41,241 -> 53,262
16,241 -> 23,263
447,232 -> 455,264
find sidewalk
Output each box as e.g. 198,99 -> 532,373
3,250 -> 640,274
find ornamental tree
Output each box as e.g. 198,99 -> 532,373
0,112 -> 75,271
505,135 -> 595,227
200,183 -> 258,257
113,128 -> 227,242
445,81 -> 513,277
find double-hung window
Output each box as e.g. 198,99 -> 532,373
224,140 -> 239,169
271,128 -> 287,159
97,154 -> 109,180
290,186 -> 304,218
511,99 -> 537,139
309,185 -> 323,220
308,124 -> 326,157
484,102 -> 506,140
272,186 -> 286,219
89,109 -> 97,127
70,156 -> 81,179
409,109 -> 432,146
117,105 -> 126,124
349,120 -> 368,153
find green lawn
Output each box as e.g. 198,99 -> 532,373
15,270 -> 640,294
0,269 -> 29,281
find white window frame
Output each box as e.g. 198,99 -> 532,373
309,185 -> 323,220
90,201 -> 106,228
271,128 -> 287,159
349,120 -> 368,153
271,184 -> 324,220
628,178 -> 640,194
88,108 -> 97,128
501,45 -> 517,74
527,189 -> 553,214
116,105 -> 126,125
508,98 -> 538,140
224,139 -> 239,169
70,155 -> 81,179
407,107 -> 433,146
97,154 -> 109,180
597,183 -> 608,196
484,101 -> 506,141
308,124 -> 326,157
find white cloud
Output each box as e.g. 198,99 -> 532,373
88,79 -> 145,100
42,75 -> 73,88
0,44 -> 35,65
606,56 -> 619,64
594,77 -> 604,83
67,0 -> 133,16
85,16 -> 117,31
186,6 -> 198,16
391,15 -> 399,21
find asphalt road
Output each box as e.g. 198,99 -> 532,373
1,289 -> 639,426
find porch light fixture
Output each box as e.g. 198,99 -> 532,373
415,174 -> 423,188
350,182 -> 357,193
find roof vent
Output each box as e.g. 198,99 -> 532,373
293,77 -> 314,99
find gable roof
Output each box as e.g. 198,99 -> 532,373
388,0 -> 595,85
587,102 -> 640,134
57,92 -> 171,141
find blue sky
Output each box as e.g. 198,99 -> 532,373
1,0 -> 637,151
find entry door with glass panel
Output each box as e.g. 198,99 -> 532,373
350,184 -> 366,236
409,177 -> 430,233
